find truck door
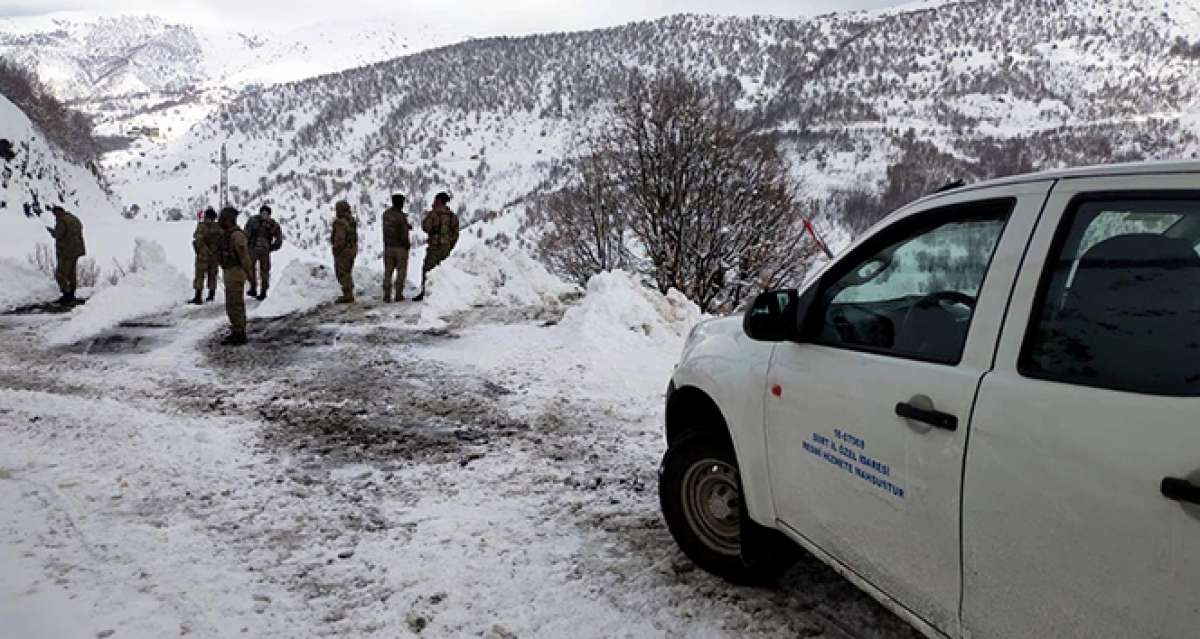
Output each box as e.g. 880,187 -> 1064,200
964,176 -> 1200,638
764,181 -> 1052,635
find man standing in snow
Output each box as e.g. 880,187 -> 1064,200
415,192 -> 459,302
381,193 -> 410,303
331,200 -> 358,304
45,204 -> 86,305
245,204 -> 283,301
217,207 -> 253,345
189,207 -> 222,305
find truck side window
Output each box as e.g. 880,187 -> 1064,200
808,199 -> 1012,365
1021,197 -> 1200,396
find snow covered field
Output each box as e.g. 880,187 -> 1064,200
0,247 -> 917,638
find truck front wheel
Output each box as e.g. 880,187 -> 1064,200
659,433 -> 796,585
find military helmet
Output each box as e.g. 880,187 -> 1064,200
218,206 -> 239,224
335,200 -> 351,214
203,207 -> 217,220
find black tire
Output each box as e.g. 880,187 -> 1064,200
659,433 -> 796,585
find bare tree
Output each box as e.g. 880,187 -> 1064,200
587,71 -> 816,312
533,150 -> 632,286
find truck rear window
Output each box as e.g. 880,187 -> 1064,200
1020,196 -> 1200,396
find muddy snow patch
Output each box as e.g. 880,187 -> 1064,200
0,258 -> 57,312
250,259 -> 340,319
417,245 -> 577,328
44,239 -> 187,346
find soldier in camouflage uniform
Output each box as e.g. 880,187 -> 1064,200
414,192 -> 459,302
245,204 -> 284,300
46,205 -> 86,305
380,193 -> 410,303
331,200 -> 358,304
189,207 -> 222,305
217,207 -> 253,345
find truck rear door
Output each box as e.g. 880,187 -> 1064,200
963,175 -> 1200,638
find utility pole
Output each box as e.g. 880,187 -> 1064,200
218,142 -> 230,208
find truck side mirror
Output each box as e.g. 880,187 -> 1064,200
743,289 -> 803,342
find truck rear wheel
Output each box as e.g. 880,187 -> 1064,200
659,433 -> 796,585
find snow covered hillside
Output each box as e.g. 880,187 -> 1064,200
0,91 -> 316,288
66,0 -> 1200,260
0,12 -> 462,101
0,11 -> 469,188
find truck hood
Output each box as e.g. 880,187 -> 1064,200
680,315 -> 743,361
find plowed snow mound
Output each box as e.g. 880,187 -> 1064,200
45,239 -> 187,346
418,245 -> 578,327
0,258 -> 58,312
250,259 -> 340,319
559,271 -> 702,343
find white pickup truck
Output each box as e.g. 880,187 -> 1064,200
659,161 -> 1200,639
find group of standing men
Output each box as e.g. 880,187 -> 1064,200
38,193 -> 459,347
189,205 -> 282,305
196,192 -> 460,346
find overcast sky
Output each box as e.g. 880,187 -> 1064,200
0,0 -> 911,34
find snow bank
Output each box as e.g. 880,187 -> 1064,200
559,271 -> 702,343
422,269 -> 704,423
417,244 -> 577,327
0,258 -> 58,312
45,239 -> 187,346
249,259 -> 340,319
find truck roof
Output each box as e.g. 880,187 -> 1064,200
917,159 -> 1200,205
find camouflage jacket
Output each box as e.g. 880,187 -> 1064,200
381,207 -> 410,249
218,226 -> 253,272
421,205 -> 459,250
245,214 -> 284,255
331,214 -> 358,256
51,210 -> 86,259
193,219 -> 223,261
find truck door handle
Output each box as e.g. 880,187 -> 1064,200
895,402 -> 958,431
1161,477 -> 1200,505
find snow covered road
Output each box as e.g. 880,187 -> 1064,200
0,285 -> 918,638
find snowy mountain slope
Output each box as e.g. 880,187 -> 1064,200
97,0 -> 1200,258
0,92 -> 323,285
0,11 -> 466,170
0,94 -> 115,222
0,12 -> 458,101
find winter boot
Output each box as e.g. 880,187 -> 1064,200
383,292 -> 392,303
247,286 -> 258,298
188,290 -> 203,305
257,288 -> 267,301
412,291 -> 425,302
335,295 -> 354,304
56,294 -> 72,306
206,289 -> 216,302
220,331 -> 248,346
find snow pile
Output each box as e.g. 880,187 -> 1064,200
559,271 -> 702,344
0,259 -> 58,312
45,239 -> 187,346
250,259 -> 340,319
417,244 -> 577,327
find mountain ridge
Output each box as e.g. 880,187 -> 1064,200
7,0 -> 1200,261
